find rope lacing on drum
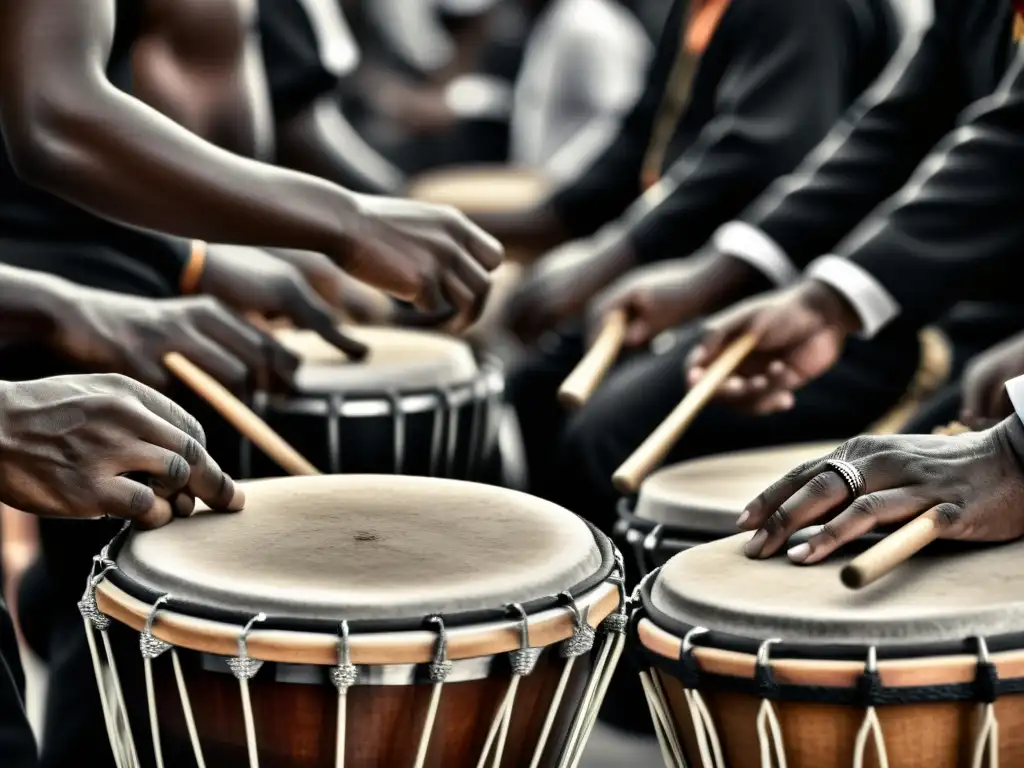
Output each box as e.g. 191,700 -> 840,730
331,621 -> 358,768
852,647 -> 889,768
971,637 -> 1000,768
140,596 -> 175,768
528,593 -> 594,768
79,556 -> 140,768
680,628 -> 725,768
413,616 -> 451,768
476,604 -> 535,768
754,639 -> 787,768
564,551 -> 631,768
230,613 -> 267,768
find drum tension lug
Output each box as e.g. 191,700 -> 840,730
227,613 -> 267,681
426,616 -> 453,684
331,620 -> 359,691
506,603 -> 542,676
140,595 -> 174,660
558,592 -> 596,659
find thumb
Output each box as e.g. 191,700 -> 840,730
286,279 -> 369,361
622,293 -> 655,348
690,303 -> 756,369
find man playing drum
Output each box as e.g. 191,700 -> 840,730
494,0 -> 904,506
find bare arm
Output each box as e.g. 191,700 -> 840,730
0,0 -> 358,261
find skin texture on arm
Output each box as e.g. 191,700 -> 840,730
0,0 -> 354,257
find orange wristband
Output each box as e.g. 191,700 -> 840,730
179,240 -> 208,295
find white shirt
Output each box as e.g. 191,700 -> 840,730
1006,375 -> 1024,422
510,0 -> 651,184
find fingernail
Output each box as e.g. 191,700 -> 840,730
228,485 -> 246,512
787,543 -> 811,563
744,530 -> 768,558
780,392 -> 795,410
736,510 -> 750,528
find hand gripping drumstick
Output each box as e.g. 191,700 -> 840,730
613,332 -> 759,494
841,507 -> 943,589
164,353 -> 321,477
558,310 -> 628,409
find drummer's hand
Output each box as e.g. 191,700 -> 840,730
961,332 -> 1024,429
508,235 -> 635,344
337,194 -> 503,334
738,415 -> 1024,563
267,249 -> 396,326
0,374 -> 244,529
50,286 -> 299,392
201,245 -> 368,359
587,252 -> 771,348
686,280 -> 861,414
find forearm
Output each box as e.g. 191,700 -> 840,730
12,87 -> 357,260
470,204 -> 569,258
276,101 -> 404,196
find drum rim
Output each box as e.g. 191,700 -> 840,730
94,575 -> 621,666
98,517 -> 617,634
631,568 -> 1024,706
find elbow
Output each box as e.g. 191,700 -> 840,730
5,95 -> 96,193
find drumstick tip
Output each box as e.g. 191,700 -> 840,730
839,564 -> 866,590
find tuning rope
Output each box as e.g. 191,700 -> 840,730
528,594 -> 596,768
755,640 -> 787,768
228,614 -> 267,768
680,628 -> 725,768
412,616 -> 452,768
970,638 -> 999,768
852,648 -> 889,768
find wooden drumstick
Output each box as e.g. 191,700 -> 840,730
164,352 -> 321,477
558,310 -> 628,409
840,507 -> 942,589
612,333 -> 759,494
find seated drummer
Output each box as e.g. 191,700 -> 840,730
547,0 -> 1024,536
490,0 -> 902,504
736,375 -> 1024,565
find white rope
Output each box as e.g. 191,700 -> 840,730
335,690 -> 349,768
529,596 -> 596,768
852,648 -> 888,768
491,676 -> 520,768
676,628 -> 723,768
82,617 -> 124,768
971,638 -> 999,768
561,631 -> 613,763
102,630 -> 140,767
170,650 -> 206,768
754,640 -> 787,768
413,617 -> 453,768
638,670 -> 683,768
331,621 -> 358,768
141,595 -> 174,768
566,630 -> 627,768
227,614 -> 267,768
143,659 -> 164,768
650,668 -> 686,764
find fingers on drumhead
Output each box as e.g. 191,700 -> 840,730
738,458 -> 826,530
747,470 -> 851,559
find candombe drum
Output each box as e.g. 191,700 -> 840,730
80,475 -> 627,767
617,443 -> 841,575
630,534 -> 1024,768
228,327 -> 503,480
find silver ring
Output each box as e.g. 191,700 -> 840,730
825,459 -> 865,498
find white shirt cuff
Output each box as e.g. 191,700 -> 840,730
712,222 -> 798,286
805,255 -> 901,338
1006,376 -> 1024,425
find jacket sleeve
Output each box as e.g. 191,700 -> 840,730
834,48 -> 1024,329
547,0 -> 685,238
622,0 -> 876,262
721,0 -> 965,273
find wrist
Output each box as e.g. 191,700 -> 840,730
696,251 -> 774,312
799,279 -> 863,335
0,268 -> 73,345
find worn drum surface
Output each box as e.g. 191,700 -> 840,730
201,327 -> 504,480
617,442 -> 841,573
632,534 -> 1024,768
85,475 -> 626,768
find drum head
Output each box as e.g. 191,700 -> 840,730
276,327 -> 479,392
407,166 -> 550,213
652,534 -> 1024,646
115,475 -> 604,622
634,442 -> 841,536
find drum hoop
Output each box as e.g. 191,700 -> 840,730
101,519 -> 616,637
616,497 -> 745,542
94,576 -> 621,666
636,567 -> 1024,663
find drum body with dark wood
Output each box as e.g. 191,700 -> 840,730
83,475 -> 626,767
631,534 -> 1024,768
201,327 -> 504,481
617,443 -> 841,575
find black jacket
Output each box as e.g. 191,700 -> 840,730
550,0 -> 897,261
738,0 -> 1020,326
